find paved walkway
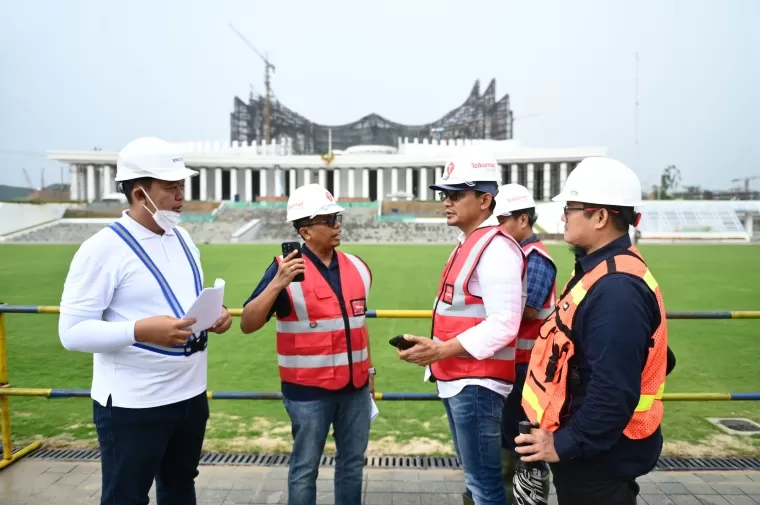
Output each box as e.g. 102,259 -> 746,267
0,460 -> 759,504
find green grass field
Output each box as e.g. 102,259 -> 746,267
1,242 -> 759,456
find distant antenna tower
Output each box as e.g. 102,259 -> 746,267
635,52 -> 640,172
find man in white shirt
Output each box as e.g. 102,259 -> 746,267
58,137 -> 232,505
398,154 -> 526,505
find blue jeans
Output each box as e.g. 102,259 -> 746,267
93,392 -> 209,505
283,386 -> 370,505
442,385 -> 508,505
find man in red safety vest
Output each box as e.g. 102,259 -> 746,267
493,183 -> 557,503
240,183 -> 375,505
397,154 -> 527,505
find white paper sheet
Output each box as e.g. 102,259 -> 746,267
185,278 -> 226,333
370,394 -> 379,422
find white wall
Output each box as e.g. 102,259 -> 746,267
0,203 -> 70,235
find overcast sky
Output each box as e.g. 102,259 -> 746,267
1,0 -> 759,193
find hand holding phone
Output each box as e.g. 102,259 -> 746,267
389,334 -> 417,351
278,242 -> 306,285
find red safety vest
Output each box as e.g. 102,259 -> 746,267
522,246 -> 668,440
275,251 -> 372,390
515,238 -> 557,364
430,225 -> 526,383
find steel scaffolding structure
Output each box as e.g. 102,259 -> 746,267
230,79 -> 513,154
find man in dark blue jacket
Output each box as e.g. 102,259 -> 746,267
515,157 -> 674,505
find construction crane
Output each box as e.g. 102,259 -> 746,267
731,175 -> 760,194
228,24 -> 276,144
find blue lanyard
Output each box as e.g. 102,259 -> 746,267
109,222 -> 204,356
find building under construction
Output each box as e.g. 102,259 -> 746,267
229,78 -> 514,154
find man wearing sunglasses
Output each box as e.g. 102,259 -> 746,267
397,154 -> 527,505
515,157 -> 669,505
240,183 -> 374,505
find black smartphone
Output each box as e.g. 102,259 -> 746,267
389,335 -> 416,351
281,241 -> 305,282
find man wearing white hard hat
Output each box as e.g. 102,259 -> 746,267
397,154 -> 526,505
240,183 -> 374,505
515,157 -> 671,504
492,183 -> 555,502
58,136 -> 233,505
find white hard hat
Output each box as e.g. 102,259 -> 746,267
286,183 -> 345,222
552,157 -> 643,207
493,184 -> 536,217
429,152 -> 501,195
115,137 -> 198,182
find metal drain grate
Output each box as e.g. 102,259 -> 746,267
21,449 -> 760,471
708,417 -> 760,435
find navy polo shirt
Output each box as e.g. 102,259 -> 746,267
551,234 -> 664,478
243,245 -> 367,401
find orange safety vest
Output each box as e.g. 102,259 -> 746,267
516,238 -> 557,364
430,225 -> 526,383
522,246 -> 668,440
275,251 -> 372,390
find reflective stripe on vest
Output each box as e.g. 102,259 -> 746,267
430,226 -> 524,383
275,251 -> 372,389
515,240 -> 557,363
521,246 -> 668,440
109,223 -> 206,357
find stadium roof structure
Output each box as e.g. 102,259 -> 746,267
230,78 -> 514,155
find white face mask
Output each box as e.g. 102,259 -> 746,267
140,187 -> 181,233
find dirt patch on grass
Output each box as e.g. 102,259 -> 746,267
663,434 -> 760,457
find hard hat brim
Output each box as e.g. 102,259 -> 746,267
429,181 -> 498,195
287,202 -> 345,222
114,167 -> 198,182
552,190 -> 644,206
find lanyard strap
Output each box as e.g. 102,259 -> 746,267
109,222 -> 207,356
109,222 -> 201,317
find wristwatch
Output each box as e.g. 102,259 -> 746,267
368,367 -> 377,376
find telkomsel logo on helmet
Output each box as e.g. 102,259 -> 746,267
325,191 -> 334,202
442,161 -> 455,180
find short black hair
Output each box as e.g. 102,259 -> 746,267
583,205 -> 636,232
118,177 -> 154,204
474,190 -> 497,212
511,207 -> 537,225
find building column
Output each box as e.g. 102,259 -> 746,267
333,168 -> 341,198
214,168 -> 223,201
289,169 -> 297,195
102,165 -> 113,196
259,169 -> 268,197
391,168 -> 398,194
230,168 -> 238,201
419,168 -> 428,200
361,168 -> 369,198
745,214 -> 754,237
543,163 -> 551,201
184,173 -> 192,201
86,164 -> 96,202
69,165 -> 78,201
559,162 -> 568,190
318,169 -> 326,188
405,167 -> 413,197
434,167 -> 443,185
510,164 -> 518,185
347,168 -> 356,198
526,163 -> 535,197
244,169 -> 252,202
200,168 -> 208,201
274,166 -> 283,196
304,169 -> 312,185
377,168 -> 385,202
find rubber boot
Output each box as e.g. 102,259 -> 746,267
501,448 -> 518,504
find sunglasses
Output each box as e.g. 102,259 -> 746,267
304,214 -> 343,227
563,206 -> 620,218
437,190 -> 471,202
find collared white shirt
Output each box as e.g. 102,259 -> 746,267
58,210 -> 207,409
425,215 -> 527,398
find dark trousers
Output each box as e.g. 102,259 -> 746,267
93,391 -> 209,505
550,463 -> 640,505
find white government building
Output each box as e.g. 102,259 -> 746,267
49,137 -> 606,203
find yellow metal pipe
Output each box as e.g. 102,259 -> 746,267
374,309 -> 433,319
228,308 -> 243,317
0,388 -> 52,397
37,306 -> 61,314
0,441 -> 42,470
0,313 -> 11,461
662,393 -> 732,401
